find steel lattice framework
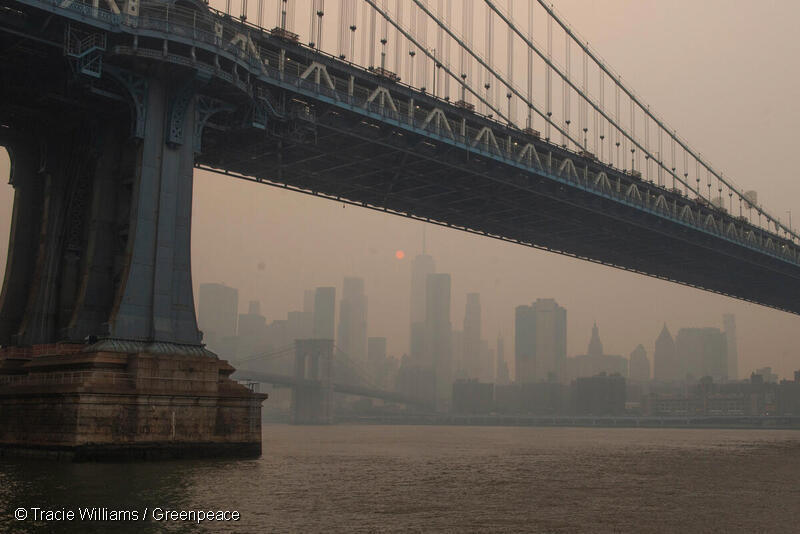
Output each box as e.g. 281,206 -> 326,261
1,0 -> 799,320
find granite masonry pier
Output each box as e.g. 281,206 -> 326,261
0,341 -> 267,461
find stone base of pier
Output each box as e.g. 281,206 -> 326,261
0,341 -> 267,461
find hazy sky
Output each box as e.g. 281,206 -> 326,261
1,0 -> 800,379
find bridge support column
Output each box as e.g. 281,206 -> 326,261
291,339 -> 333,424
0,70 -> 266,459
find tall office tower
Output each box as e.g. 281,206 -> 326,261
367,336 -> 388,386
287,311 -> 313,343
514,298 -> 567,383
480,340 -> 494,383
198,283 -> 238,354
425,273 -> 452,410
723,314 -> 738,381
496,334 -> 510,385
409,252 -> 436,364
587,322 -> 603,357
629,344 -> 650,382
312,287 -> 336,340
653,324 -> 680,383
337,277 -> 368,364
676,327 -> 728,383
236,301 -> 267,364
303,289 -> 316,314
462,293 -> 482,379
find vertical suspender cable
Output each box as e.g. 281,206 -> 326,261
527,0 -> 534,130
394,0 -> 403,74
369,5 -> 377,68
563,32 -> 570,147
581,45 -> 588,150
546,11 -> 552,141
507,0 -> 514,125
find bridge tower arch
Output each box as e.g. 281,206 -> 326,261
291,339 -> 334,424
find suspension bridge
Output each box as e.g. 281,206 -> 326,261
0,0 -> 797,455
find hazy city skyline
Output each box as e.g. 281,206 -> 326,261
1,0 -> 800,380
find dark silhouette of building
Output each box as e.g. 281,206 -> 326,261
338,277 -> 367,365
676,327 -> 727,383
425,273 -> 452,411
629,344 -> 650,382
723,314 -> 738,381
653,324 -> 679,383
496,334 -> 510,386
462,293 -> 482,380
573,374 -> 626,415
515,298 -> 567,383
198,282 -> 238,356
312,287 -> 336,340
452,379 -> 494,414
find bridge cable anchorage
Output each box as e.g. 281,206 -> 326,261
534,0 -> 794,240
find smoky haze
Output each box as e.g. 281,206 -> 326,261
1,0 -> 799,379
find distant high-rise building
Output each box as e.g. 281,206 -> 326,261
723,314 -> 738,381
462,293 -> 482,379
410,252 -> 435,364
587,322 -> 603,357
337,277 -> 367,364
312,287 -> 336,340
425,273 -> 452,410
303,289 -> 316,314
629,344 -> 650,382
677,327 -> 727,383
236,300 -> 267,363
367,336 -> 388,386
653,324 -> 679,383
198,283 -> 238,354
514,298 -> 567,383
569,323 -> 627,379
496,335 -> 510,385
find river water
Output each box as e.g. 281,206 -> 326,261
1,425 -> 799,533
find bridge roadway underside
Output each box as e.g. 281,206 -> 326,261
0,0 -> 798,319
201,112 -> 800,312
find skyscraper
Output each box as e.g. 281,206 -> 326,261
514,298 -> 567,383
653,324 -> 679,383
676,327 -> 727,383
571,322 -> 627,378
410,252 -> 435,365
723,314 -> 738,381
425,273 -> 452,410
337,277 -> 367,364
198,283 -> 238,354
629,344 -> 650,382
496,334 -> 510,385
312,287 -> 336,340
462,293 -> 482,379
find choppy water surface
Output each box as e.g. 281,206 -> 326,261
1,425 -> 799,533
